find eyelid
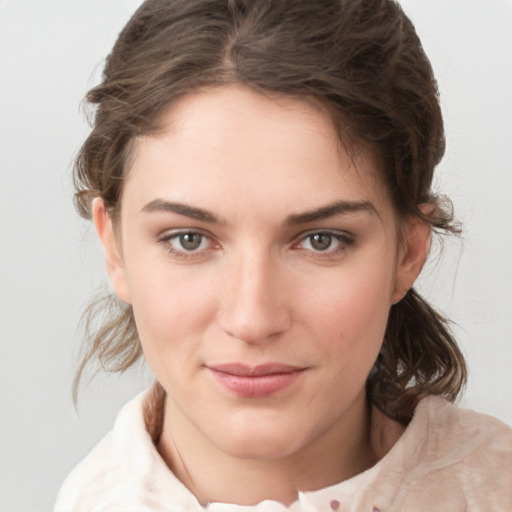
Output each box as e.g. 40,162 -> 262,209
292,229 -> 355,254
293,228 -> 354,244
157,228 -> 221,258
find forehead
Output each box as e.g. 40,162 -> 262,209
124,84 -> 391,220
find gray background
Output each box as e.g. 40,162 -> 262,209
1,0 -> 511,510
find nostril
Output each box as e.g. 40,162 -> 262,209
216,257 -> 292,343
217,303 -> 291,345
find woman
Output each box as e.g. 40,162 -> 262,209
55,0 -> 512,510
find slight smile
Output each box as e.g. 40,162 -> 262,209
206,364 -> 308,398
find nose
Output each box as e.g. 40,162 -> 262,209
217,250 -> 292,345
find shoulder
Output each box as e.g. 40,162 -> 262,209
418,396 -> 512,462
54,389 -> 154,511
53,430 -> 117,511
54,385 -> 201,511
398,396 -> 512,510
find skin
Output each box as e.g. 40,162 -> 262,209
94,84 -> 430,506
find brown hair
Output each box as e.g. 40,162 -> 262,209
73,0 -> 466,421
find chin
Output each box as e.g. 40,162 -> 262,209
207,414 -> 312,460
220,435 -> 305,460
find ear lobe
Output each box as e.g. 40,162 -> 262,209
391,217 -> 431,304
92,198 -> 132,304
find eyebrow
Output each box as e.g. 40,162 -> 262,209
285,200 -> 377,225
141,198 -> 377,225
142,199 -> 221,224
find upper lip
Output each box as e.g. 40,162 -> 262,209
207,363 -> 305,376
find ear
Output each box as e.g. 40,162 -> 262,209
391,214 -> 431,304
92,198 -> 132,304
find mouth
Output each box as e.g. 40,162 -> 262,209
206,363 -> 307,398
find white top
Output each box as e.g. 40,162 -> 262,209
55,387 -> 512,511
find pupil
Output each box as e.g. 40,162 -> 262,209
311,234 -> 331,251
180,233 -> 201,250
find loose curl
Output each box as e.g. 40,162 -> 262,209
73,0 -> 466,422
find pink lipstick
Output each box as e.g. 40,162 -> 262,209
207,363 -> 306,398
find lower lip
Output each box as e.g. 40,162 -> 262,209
209,369 -> 305,398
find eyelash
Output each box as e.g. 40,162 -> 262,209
157,230 -> 355,260
158,230 -> 217,260
293,230 -> 355,258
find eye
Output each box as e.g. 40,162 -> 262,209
174,232 -> 206,251
304,233 -> 336,251
296,231 -> 354,255
158,230 -> 216,258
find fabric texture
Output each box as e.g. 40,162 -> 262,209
55,384 -> 512,511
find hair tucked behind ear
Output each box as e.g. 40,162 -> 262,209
72,0 -> 467,420
369,289 -> 466,423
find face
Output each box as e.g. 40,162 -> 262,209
95,84 -> 428,460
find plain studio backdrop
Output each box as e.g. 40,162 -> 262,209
0,1 -> 511,510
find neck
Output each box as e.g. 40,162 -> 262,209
157,390 -> 378,506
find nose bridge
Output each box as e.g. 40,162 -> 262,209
218,244 -> 290,344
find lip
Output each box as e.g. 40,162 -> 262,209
207,363 -> 307,398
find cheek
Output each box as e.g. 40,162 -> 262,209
300,256 -> 396,364
123,254 -> 217,362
